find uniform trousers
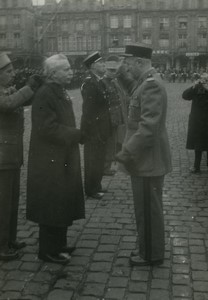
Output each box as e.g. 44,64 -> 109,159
39,225 -> 67,256
131,176 -> 165,262
0,169 -> 20,251
84,140 -> 106,196
104,128 -> 117,172
194,150 -> 208,169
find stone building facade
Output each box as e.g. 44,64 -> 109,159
0,0 -> 37,66
0,0 -> 208,71
37,0 -> 208,71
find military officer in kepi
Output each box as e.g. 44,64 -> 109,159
116,44 -> 172,266
80,52 -> 111,199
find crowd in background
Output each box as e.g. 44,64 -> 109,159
156,67 -> 208,83
13,65 -> 208,92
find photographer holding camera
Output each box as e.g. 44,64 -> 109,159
182,73 -> 208,173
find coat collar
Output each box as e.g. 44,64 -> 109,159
46,81 -> 66,100
132,67 -> 156,93
90,70 -> 103,81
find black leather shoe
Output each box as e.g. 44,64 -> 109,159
99,188 -> 108,193
38,252 -> 71,264
190,167 -> 201,174
130,255 -> 163,266
0,249 -> 19,261
9,241 -> 26,250
90,192 -> 104,199
61,246 -> 76,255
104,170 -> 116,176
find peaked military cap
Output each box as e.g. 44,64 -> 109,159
0,53 -> 12,70
123,43 -> 153,59
83,51 -> 103,68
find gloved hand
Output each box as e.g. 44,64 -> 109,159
115,151 -> 135,173
27,74 -> 43,92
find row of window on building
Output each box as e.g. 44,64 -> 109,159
0,32 -> 206,52
44,32 -> 207,53
0,0 -> 28,8
0,32 -> 21,48
109,15 -> 207,29
0,15 -> 21,26
47,35 -> 102,52
43,15 -> 208,32
2,14 -> 206,31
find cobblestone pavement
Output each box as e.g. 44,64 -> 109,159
0,83 -> 208,300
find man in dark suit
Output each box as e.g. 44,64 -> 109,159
27,54 -> 85,264
116,44 -> 172,266
81,52 -> 111,199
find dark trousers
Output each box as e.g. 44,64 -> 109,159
84,140 -> 106,196
104,129 -> 117,172
131,176 -> 165,262
39,225 -> 67,256
194,150 -> 208,169
0,169 -> 20,251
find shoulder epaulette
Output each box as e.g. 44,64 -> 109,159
146,77 -> 155,82
81,76 -> 93,90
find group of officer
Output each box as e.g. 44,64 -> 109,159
81,52 -> 130,199
81,44 -> 172,266
0,43 -> 172,267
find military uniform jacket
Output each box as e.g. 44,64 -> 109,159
121,68 -> 172,177
80,71 -> 111,144
0,86 -> 34,169
102,76 -> 124,128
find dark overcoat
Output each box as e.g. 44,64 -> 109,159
26,82 -> 85,227
182,85 -> 208,150
80,71 -> 111,195
80,71 -> 111,143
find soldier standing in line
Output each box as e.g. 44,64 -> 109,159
80,52 -> 111,199
102,55 -> 124,176
0,53 -> 41,261
116,44 -> 172,266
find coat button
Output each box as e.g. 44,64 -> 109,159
51,159 -> 54,163
64,163 -> 68,167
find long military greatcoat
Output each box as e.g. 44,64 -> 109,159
182,85 -> 208,151
119,68 -> 172,177
26,82 -> 85,227
80,71 -> 111,196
